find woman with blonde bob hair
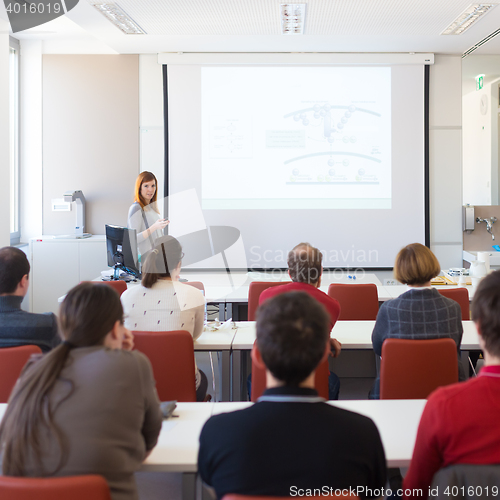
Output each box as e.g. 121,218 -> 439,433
0,283 -> 162,500
128,171 -> 170,257
370,243 -> 464,399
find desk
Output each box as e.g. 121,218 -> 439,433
0,399 -> 427,500
231,320 -> 479,351
178,271 -> 388,320
89,272 -> 474,322
194,326 -> 238,401
230,321 -> 480,399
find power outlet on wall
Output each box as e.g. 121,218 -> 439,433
384,279 -> 397,286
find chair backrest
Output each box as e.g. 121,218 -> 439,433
0,475 -> 112,500
327,283 -> 379,320
0,345 -> 43,403
380,338 -> 458,399
248,282 -> 292,321
430,464 -> 500,500
223,494 -> 359,500
101,280 -> 128,297
185,281 -> 205,292
250,341 -> 329,401
133,330 -> 197,402
438,288 -> 470,320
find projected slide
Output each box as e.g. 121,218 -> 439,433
201,66 -> 391,210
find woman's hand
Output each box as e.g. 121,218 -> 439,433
150,219 -> 170,233
122,329 -> 135,351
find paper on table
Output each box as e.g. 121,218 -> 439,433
204,318 -> 235,332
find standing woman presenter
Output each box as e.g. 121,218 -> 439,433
128,171 -> 169,258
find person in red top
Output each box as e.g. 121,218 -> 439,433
260,242 -> 341,329
259,242 -> 342,399
403,270 -> 500,498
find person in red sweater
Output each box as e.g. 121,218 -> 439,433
260,242 -> 341,330
259,242 -> 342,399
403,270 -> 500,498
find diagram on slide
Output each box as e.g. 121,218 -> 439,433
280,103 -> 383,185
201,66 -> 391,210
209,117 -> 252,159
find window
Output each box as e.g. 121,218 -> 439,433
9,37 -> 20,245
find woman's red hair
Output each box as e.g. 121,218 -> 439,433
134,171 -> 159,213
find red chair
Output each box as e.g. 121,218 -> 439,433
185,281 -> 205,293
380,338 -> 458,399
0,345 -> 42,403
438,288 -> 470,320
0,475 -> 111,500
248,281 -> 292,321
101,280 -> 128,297
250,341 -> 329,401
327,283 -> 379,320
133,330 -> 197,401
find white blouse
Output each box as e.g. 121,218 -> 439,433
121,280 -> 205,387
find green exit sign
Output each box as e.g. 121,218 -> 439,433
476,74 -> 484,91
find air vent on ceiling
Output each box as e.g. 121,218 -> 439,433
280,4 -> 306,35
441,3 -> 496,36
88,1 -> 146,34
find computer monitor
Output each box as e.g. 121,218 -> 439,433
105,224 -> 140,280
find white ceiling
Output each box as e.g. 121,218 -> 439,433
2,0 -> 500,56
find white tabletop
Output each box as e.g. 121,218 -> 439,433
231,320 -> 480,351
0,399 -> 427,470
181,271 -> 383,286
194,324 -> 238,351
142,402 -> 213,472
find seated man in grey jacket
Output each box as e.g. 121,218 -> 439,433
0,247 -> 59,352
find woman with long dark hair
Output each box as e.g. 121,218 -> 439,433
121,235 -> 207,401
0,283 -> 162,500
128,171 -> 169,257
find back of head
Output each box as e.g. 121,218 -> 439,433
256,292 -> 330,386
394,243 -> 440,285
0,282 -> 124,476
287,242 -> 323,285
471,270 -> 500,358
142,235 -> 183,288
0,246 -> 30,294
60,282 -> 124,346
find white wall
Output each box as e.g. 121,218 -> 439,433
462,78 -> 500,206
20,40 -> 43,241
139,54 -> 164,215
42,55 -> 140,235
429,55 -> 463,268
0,23 -> 10,247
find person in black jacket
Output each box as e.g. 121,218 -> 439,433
198,291 -> 387,500
0,246 -> 59,352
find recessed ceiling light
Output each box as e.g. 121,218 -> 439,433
441,3 -> 496,35
280,4 -> 306,35
88,1 -> 146,34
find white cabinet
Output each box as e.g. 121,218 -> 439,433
30,236 -> 107,314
